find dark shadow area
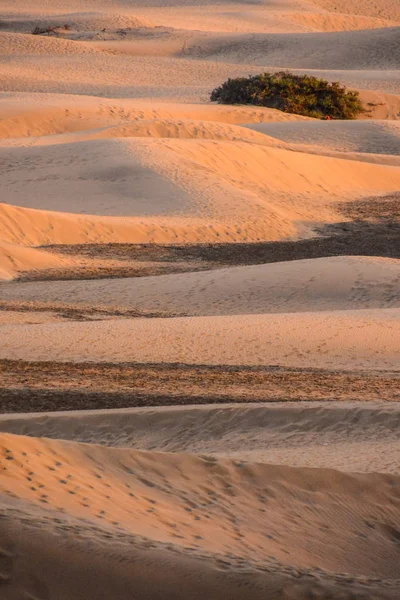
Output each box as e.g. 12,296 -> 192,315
0,360 -> 398,413
9,193 -> 398,282
47,221 -> 400,263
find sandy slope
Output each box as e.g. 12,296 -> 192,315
0,431 -> 399,600
3,0 -> 400,33
0,85 -> 398,278
0,93 -> 311,140
247,120 -> 400,154
1,155 -> 399,277
1,309 -> 399,370
0,91 -> 397,141
1,402 -> 399,473
144,26 -> 400,70
1,135 -> 399,250
1,33 -> 399,100
1,8 -> 400,102
0,241 -> 73,281
2,256 -> 400,314
5,134 -> 399,217
1,0 -> 400,597
311,0 -> 400,21
0,20 -> 399,276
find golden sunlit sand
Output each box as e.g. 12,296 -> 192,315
0,0 -> 399,598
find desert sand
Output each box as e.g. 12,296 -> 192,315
0,0 -> 399,598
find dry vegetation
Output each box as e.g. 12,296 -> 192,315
211,72 -> 364,119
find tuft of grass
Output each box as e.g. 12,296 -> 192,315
210,71 -> 364,120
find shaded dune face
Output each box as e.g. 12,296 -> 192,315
1,0 -> 400,599
1,402 -> 400,473
2,256 -> 400,314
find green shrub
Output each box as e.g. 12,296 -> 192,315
210,71 -> 364,119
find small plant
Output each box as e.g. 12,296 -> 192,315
210,71 -> 364,120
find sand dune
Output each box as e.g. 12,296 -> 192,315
1,0 -> 400,597
0,201 -> 263,255
0,92 -> 397,145
1,309 -> 398,370
0,93 -> 311,140
137,8 -> 399,34
4,136 -> 400,215
247,120 -> 400,154
1,26 -> 400,101
1,137 -> 399,240
22,118 -> 286,146
3,0 -> 400,34
311,0 -> 400,22
0,431 -> 399,600
1,90 -> 399,278
1,56 -> 399,105
1,12 -> 154,34
2,256 -> 400,314
0,241 -> 74,281
1,402 -> 399,473
0,31 -> 99,57
79,25 -> 400,71
180,27 -> 400,70
0,239 -> 147,282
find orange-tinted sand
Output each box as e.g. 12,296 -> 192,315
0,0 -> 399,598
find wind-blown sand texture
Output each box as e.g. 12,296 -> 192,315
0,0 -> 400,598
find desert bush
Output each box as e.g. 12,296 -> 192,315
210,71 -> 364,119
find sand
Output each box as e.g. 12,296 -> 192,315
1,309 -> 399,370
1,401 -> 400,473
2,256 -> 399,314
247,119 -> 400,154
1,0 -> 400,597
1,427 -> 400,599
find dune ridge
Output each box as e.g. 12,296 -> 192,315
2,256 -> 400,314
0,431 -> 399,600
1,132 -> 400,278
1,402 -> 400,473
